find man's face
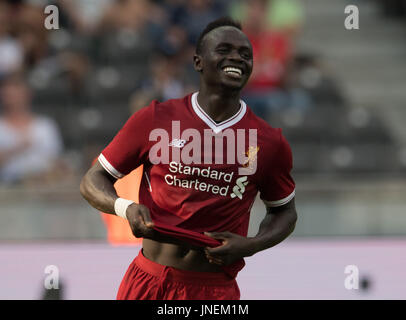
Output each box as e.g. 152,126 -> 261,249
0,82 -> 30,112
194,26 -> 253,91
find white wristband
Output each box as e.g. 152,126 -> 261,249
114,198 -> 134,219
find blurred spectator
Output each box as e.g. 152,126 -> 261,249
97,0 -> 156,33
130,55 -> 189,111
95,0 -> 168,61
58,50 -> 90,97
53,0 -> 114,34
243,0 -> 292,92
159,0 -> 187,25
176,0 -> 223,45
236,0 -> 293,119
229,0 -> 307,120
61,0 -> 114,32
136,54 -> 186,102
0,74 -> 63,184
289,54 -> 346,109
230,0 -> 304,37
0,2 -> 24,78
5,0 -> 49,69
156,23 -> 188,57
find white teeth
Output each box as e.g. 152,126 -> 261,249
223,67 -> 242,76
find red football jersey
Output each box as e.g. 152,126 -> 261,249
99,92 -> 295,277
246,31 -> 292,92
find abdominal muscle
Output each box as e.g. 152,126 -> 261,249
142,238 -> 223,273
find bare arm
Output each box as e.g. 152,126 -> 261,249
80,161 -> 156,238
80,161 -> 118,214
251,197 -> 297,253
80,161 -> 200,248
205,198 -> 297,265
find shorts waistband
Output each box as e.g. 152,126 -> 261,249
134,250 -> 235,285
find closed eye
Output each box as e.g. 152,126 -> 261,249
216,47 -> 231,54
239,48 -> 253,59
240,51 -> 252,59
215,42 -> 253,63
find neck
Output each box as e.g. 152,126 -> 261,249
4,109 -> 32,125
197,84 -> 241,123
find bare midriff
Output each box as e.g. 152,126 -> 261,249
142,238 -> 223,273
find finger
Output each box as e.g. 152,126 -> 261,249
133,225 -> 155,238
205,245 -> 229,256
138,206 -> 154,228
205,254 -> 224,265
129,223 -> 143,238
129,219 -> 155,238
205,251 -> 222,261
208,258 -> 223,265
204,232 -> 231,240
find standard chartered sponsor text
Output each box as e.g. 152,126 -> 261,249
165,161 -> 233,196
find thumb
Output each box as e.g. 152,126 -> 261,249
204,231 -> 231,241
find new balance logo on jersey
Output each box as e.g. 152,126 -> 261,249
169,139 -> 187,148
149,121 -> 258,175
230,176 -> 249,200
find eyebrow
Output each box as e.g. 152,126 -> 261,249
215,42 -> 252,51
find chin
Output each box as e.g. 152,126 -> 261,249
220,79 -> 246,91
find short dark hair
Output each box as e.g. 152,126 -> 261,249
195,17 -> 242,54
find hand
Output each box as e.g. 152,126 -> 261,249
126,203 -> 155,239
204,232 -> 256,266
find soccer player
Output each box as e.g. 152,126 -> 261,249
80,17 -> 297,300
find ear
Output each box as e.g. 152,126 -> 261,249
193,54 -> 203,73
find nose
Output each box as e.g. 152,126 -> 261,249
227,49 -> 243,62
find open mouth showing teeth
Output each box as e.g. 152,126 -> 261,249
223,66 -> 243,77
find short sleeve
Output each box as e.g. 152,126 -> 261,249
98,102 -> 156,179
259,129 -> 295,207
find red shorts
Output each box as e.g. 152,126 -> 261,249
116,250 -> 240,300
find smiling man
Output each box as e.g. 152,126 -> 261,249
80,17 -> 297,300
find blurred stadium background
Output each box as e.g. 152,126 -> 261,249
0,0 -> 405,299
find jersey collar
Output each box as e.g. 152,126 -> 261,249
191,92 -> 247,134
